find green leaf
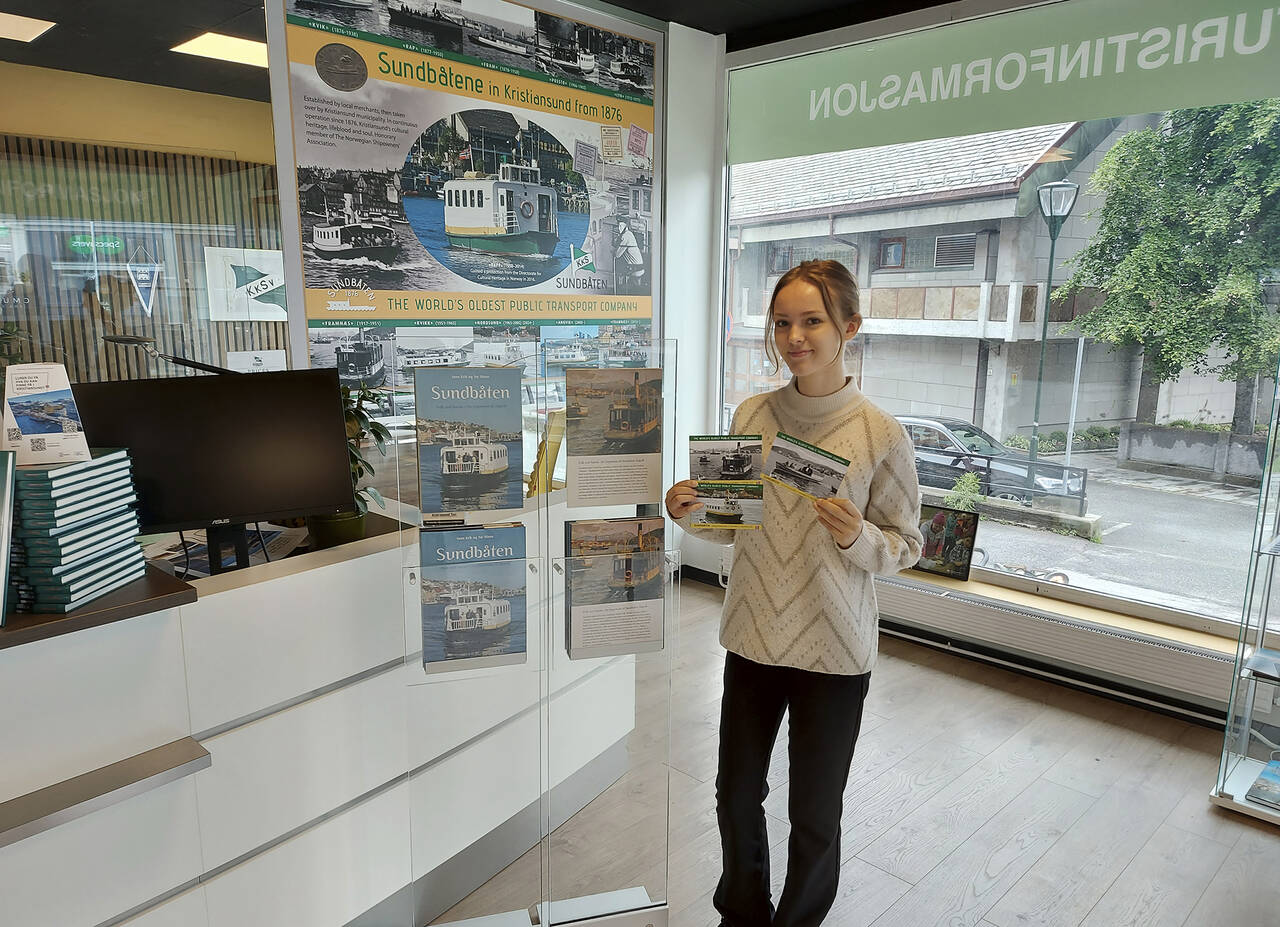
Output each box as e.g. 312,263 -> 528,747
364,486 -> 386,509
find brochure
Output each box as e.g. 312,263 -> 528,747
414,367 -> 523,518
1246,759 -> 1280,810
761,431 -> 849,500
3,364 -> 91,466
689,435 -> 762,482
565,367 -> 663,508
420,524 -> 527,673
691,481 -> 763,530
565,517 -> 665,660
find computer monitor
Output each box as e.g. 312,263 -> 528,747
72,369 -> 355,571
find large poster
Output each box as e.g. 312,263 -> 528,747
274,0 -> 659,366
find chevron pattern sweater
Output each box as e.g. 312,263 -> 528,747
678,378 -> 923,675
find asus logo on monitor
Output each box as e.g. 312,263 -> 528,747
211,518 -> 231,525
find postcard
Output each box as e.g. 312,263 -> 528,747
690,435 -> 762,482
4,364 -> 91,466
415,367 -> 524,517
420,524 -> 527,674
565,367 -> 663,508
913,503 -> 979,581
761,432 -> 849,500
691,481 -> 763,530
565,517 -> 665,660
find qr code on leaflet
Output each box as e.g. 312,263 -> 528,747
62,421 -> 79,434
5,428 -> 18,442
30,438 -> 47,452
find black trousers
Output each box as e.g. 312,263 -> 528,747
713,651 -> 872,927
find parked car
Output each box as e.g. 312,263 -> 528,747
895,415 -> 1087,509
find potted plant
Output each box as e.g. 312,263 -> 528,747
307,383 -> 393,549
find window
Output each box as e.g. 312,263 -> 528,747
724,106 -> 1274,629
477,190 -> 484,208
909,425 -> 952,450
878,238 -> 905,269
935,233 -> 977,267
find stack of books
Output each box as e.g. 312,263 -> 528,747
8,449 -> 144,614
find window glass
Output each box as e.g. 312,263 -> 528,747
725,104 -> 1277,623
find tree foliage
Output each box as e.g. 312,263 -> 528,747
1062,100 -> 1280,383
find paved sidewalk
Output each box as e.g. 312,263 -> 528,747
1043,449 -> 1260,506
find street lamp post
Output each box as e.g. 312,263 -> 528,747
1029,180 -> 1079,467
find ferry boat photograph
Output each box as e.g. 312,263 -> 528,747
693,482 -> 763,530
533,10 -> 655,100
689,436 -> 763,482
475,340 -> 536,377
402,347 -> 468,369
312,194 -> 400,264
566,517 -> 664,605
335,340 -> 387,388
564,367 -> 662,457
601,344 -> 649,368
421,570 -> 527,667
401,112 -> 589,289
764,436 -> 847,499
440,433 -> 509,483
387,2 -> 466,51
443,161 -> 559,258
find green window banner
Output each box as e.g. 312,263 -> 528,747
728,0 -> 1280,164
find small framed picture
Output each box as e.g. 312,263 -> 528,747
878,238 -> 906,270
913,503 -> 979,581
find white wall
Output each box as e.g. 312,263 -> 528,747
1155,347 -> 1238,425
664,23 -> 728,576
861,336 -> 978,421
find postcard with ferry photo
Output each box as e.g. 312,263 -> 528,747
565,517 -> 664,660
913,503 -> 979,582
415,367 -> 523,516
689,435 -> 762,482
691,481 -> 763,531
761,432 -> 848,500
565,367 -> 663,508
419,524 -> 527,674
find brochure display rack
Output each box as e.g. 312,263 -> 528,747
1212,360 -> 1280,827
391,338 -> 679,926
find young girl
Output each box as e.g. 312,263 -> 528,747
666,260 -> 922,927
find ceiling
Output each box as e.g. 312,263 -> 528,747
0,0 -> 952,102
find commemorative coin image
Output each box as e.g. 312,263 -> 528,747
315,43 -> 368,92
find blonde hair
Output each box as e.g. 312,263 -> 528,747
763,259 -> 861,372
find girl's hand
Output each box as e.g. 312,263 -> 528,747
814,497 -> 864,549
665,480 -> 703,519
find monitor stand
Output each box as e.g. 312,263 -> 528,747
206,524 -> 251,574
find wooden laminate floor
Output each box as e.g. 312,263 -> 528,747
435,579 -> 1280,927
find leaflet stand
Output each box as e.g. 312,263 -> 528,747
536,337 -> 678,927
393,336 -> 679,927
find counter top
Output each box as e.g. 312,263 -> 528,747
0,565 -> 198,651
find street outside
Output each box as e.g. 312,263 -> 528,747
971,450 -> 1259,622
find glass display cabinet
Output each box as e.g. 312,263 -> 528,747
1212,359 -> 1280,826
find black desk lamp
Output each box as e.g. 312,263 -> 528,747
101,334 -> 240,376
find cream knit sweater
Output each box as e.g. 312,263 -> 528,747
677,378 -> 923,675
